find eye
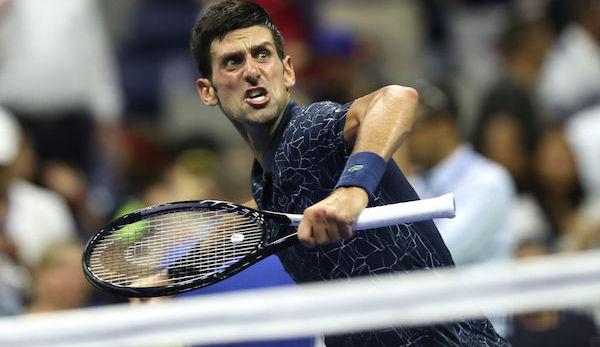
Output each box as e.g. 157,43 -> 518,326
255,49 -> 271,61
224,55 -> 242,69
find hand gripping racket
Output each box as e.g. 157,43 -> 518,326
83,194 -> 455,297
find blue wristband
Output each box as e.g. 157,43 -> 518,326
334,152 -> 387,197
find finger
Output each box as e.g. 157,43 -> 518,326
312,210 -> 331,245
297,216 -> 316,248
323,209 -> 342,243
337,219 -> 354,239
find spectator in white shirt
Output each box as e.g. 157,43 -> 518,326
401,80 -> 517,336
0,0 -> 124,217
0,107 -> 76,267
405,80 -> 517,266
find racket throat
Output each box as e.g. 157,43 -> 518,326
265,232 -> 298,248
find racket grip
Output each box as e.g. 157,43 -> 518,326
286,194 -> 455,230
352,193 -> 455,231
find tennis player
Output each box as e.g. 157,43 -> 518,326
191,1 -> 508,345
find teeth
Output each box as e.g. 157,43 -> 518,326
248,90 -> 264,98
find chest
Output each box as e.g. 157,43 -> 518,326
255,144 -> 348,213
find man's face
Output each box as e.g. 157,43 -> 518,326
197,25 -> 295,127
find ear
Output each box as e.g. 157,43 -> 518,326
196,78 -> 218,106
282,56 -> 296,89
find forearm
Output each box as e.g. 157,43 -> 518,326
298,85 -> 418,247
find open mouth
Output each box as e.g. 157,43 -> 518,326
244,87 -> 269,107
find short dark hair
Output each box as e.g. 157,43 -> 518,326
190,0 -> 285,78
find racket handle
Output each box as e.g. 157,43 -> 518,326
352,193 -> 455,231
286,194 -> 455,230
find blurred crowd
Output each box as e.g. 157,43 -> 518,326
1,0 -> 599,345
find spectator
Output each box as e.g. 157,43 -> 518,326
0,0 -> 125,217
403,79 -> 516,336
533,123 -> 600,252
537,0 -> 600,121
26,240 -> 92,313
472,19 -> 554,245
406,80 -> 516,266
0,107 -> 76,268
532,125 -> 583,241
563,105 -> 600,250
473,19 -> 553,193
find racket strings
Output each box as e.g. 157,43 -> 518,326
89,213 -> 262,285
88,209 -> 265,288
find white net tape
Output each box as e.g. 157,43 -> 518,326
2,250 -> 600,347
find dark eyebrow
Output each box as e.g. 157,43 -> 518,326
220,52 -> 244,62
217,41 -> 274,62
250,41 -> 274,53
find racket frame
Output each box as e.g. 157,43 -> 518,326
82,200 -> 294,297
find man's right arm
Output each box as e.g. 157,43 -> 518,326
298,85 -> 419,247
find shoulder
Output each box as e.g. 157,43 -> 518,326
293,101 -> 352,122
10,180 -> 64,204
284,101 -> 352,143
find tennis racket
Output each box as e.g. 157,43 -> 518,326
83,193 -> 455,297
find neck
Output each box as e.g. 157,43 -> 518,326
241,102 -> 289,168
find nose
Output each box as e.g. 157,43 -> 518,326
243,58 -> 260,83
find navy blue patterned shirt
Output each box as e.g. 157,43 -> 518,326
251,101 -> 509,347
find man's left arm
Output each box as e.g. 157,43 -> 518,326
297,85 -> 418,247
